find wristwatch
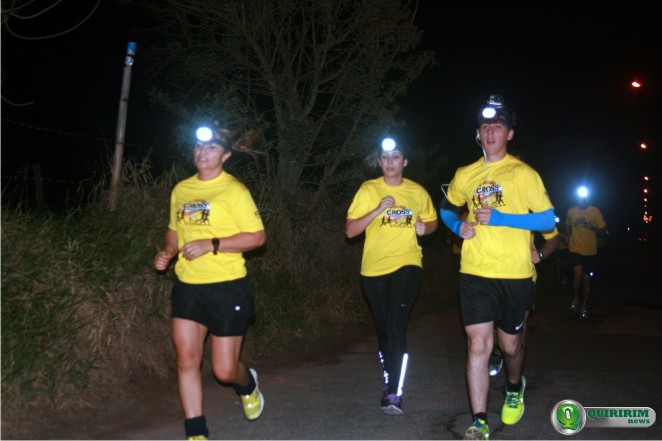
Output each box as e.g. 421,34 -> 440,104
212,238 -> 220,255
538,250 -> 544,260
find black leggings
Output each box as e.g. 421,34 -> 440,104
361,265 -> 422,395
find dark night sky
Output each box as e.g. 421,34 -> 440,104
406,1 -> 661,237
2,1 -> 660,237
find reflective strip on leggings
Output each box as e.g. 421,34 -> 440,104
396,353 -> 409,397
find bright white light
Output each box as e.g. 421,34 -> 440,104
577,186 -> 589,198
482,107 -> 497,119
196,127 -> 213,142
632,81 -> 641,88
555,216 -> 560,223
381,138 -> 396,152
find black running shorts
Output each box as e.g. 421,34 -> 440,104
568,253 -> 599,276
458,273 -> 534,334
171,276 -> 255,336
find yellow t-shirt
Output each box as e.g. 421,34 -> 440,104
347,177 -> 437,277
168,171 -> 264,284
446,154 -> 554,279
565,205 -> 606,256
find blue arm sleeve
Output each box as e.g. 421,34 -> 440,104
440,208 -> 463,237
487,208 -> 556,231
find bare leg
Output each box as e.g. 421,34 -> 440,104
209,335 -> 248,385
172,318 -> 208,418
497,329 -> 525,385
465,322 -> 494,414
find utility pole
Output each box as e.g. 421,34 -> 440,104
109,41 -> 136,211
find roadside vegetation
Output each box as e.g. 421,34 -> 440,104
1,159 -> 372,411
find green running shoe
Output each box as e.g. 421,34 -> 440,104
464,418 -> 490,440
501,376 -> 526,424
241,368 -> 264,421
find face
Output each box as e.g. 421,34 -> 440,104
378,149 -> 407,178
194,141 -> 231,172
477,123 -> 514,156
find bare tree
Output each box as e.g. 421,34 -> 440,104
132,0 -> 434,242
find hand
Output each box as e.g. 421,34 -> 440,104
377,195 -> 396,213
473,204 -> 493,225
415,216 -> 425,236
180,239 -> 212,261
460,221 -> 478,240
154,250 -> 172,271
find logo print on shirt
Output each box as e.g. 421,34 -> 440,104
472,180 -> 505,208
177,199 -> 211,225
380,205 -> 414,228
573,216 -> 593,229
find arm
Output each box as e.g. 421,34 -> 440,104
154,228 -> 179,271
345,195 -> 395,238
539,234 -> 560,259
532,234 -> 560,264
440,199 -> 476,240
179,230 -> 267,261
475,207 -> 556,231
440,208 -> 463,236
592,225 -> 608,236
209,230 -> 266,253
415,216 -> 438,236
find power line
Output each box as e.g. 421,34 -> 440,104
1,117 -> 154,156
2,173 -> 88,186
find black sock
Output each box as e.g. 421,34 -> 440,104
506,379 -> 522,392
474,412 -> 488,424
233,366 -> 256,396
184,415 -> 209,438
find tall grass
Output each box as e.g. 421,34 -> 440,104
1,161 -> 178,410
1,159 -> 373,416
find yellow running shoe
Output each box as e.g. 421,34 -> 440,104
464,418 -> 490,440
241,368 -> 264,420
501,376 -> 526,424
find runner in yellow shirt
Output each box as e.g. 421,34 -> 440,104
565,186 -> 607,319
440,95 -> 556,440
154,121 -> 266,440
346,137 -> 438,416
